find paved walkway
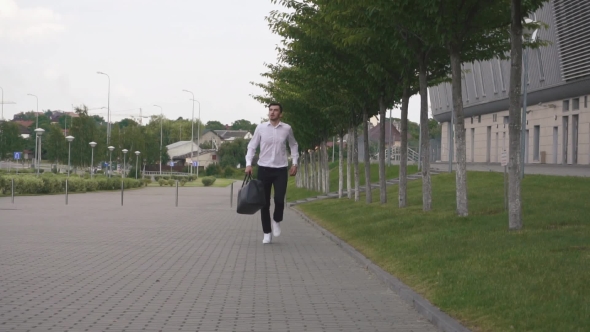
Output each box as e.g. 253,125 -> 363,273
0,187 -> 437,332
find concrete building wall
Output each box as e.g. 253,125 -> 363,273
440,95 -> 590,165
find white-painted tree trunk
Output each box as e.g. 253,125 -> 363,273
378,97 -> 387,204
509,0 -> 523,229
419,55 -> 432,211
399,85 -> 410,208
450,48 -> 469,216
339,133 -> 344,198
353,125 -> 360,202
347,128 -> 352,199
363,108 -> 372,203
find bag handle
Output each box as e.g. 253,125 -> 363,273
242,173 -> 252,188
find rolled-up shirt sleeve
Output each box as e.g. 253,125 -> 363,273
245,126 -> 260,167
288,127 -> 299,166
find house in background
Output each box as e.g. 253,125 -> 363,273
200,130 -> 253,149
166,141 -> 200,161
186,149 -> 218,170
358,119 -> 403,161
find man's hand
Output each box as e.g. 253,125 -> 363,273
245,166 -> 253,175
289,165 -> 298,176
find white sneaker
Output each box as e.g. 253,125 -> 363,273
262,233 -> 272,244
272,220 -> 281,237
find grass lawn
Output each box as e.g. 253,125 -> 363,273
147,178 -> 236,188
286,163 -> 418,202
295,171 -> 589,332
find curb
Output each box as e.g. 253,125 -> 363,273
290,206 -> 471,332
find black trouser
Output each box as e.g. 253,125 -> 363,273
257,166 -> 288,234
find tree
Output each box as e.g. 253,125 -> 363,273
0,121 -> 25,160
205,120 -> 226,130
45,124 -> 67,163
231,119 -> 257,133
217,138 -> 249,168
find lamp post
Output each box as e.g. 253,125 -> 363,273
153,105 -> 163,174
34,128 -> 44,176
28,94 -> 39,171
135,151 -> 140,179
189,98 -> 201,178
89,142 -> 97,178
97,71 -> 111,145
122,149 -> 128,178
66,136 -> 74,177
182,90 -> 196,175
108,146 -> 114,178
521,18 -> 539,179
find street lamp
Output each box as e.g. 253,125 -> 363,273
34,128 -> 44,176
66,136 -> 74,177
122,149 -> 128,178
108,146 -> 115,178
97,71 -> 111,145
153,105 -> 163,174
135,151 -> 141,179
89,142 -> 97,178
28,94 -> 39,171
189,98 -> 201,178
521,18 -> 539,179
182,90 -> 196,175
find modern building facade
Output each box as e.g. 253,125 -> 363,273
429,0 -> 590,165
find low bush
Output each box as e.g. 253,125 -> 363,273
201,176 -> 216,187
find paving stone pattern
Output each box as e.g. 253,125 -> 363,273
0,187 -> 437,332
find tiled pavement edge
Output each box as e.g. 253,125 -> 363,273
1,186 -> 440,332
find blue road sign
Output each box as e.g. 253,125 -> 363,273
169,161 -> 175,166
14,152 -> 21,160
192,161 -> 198,167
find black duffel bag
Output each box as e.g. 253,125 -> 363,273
236,174 -> 266,215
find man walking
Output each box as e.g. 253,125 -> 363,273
245,102 -> 299,244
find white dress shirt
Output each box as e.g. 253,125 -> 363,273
246,121 -> 299,168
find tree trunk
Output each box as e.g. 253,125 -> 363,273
363,108 -> 372,203
339,132 -> 344,198
419,54 -> 432,211
347,127 -> 352,199
316,147 -> 321,192
378,97 -> 387,204
304,152 -> 309,189
399,84 -> 410,208
310,150 -> 315,191
450,47 -> 469,216
353,125 -> 360,202
324,140 -> 329,193
509,0 -> 523,229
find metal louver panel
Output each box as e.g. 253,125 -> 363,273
553,0 -> 590,81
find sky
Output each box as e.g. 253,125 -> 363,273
0,0 -> 424,127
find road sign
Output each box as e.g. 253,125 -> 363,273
169,161 -> 175,166
192,161 -> 198,167
500,150 -> 508,167
14,152 -> 21,160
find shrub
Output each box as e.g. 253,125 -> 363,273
142,178 -> 152,186
205,164 -> 221,176
201,176 -> 216,187
67,177 -> 86,192
223,166 -> 235,178
168,179 -> 175,187
158,179 -> 166,186
180,179 -> 187,186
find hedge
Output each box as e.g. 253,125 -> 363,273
201,176 -> 216,186
0,175 -> 144,195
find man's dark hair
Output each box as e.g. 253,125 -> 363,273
268,102 -> 283,113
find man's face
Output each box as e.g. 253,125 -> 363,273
268,106 -> 281,121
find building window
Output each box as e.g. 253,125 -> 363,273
472,63 -> 479,99
572,98 -> 579,110
478,62 -> 486,97
563,100 -> 570,111
478,115 -> 482,123
585,96 -> 588,108
493,114 -> 498,122
537,49 -> 545,81
503,116 -> 510,125
490,62 -> 497,93
497,59 -> 506,91
471,117 -> 474,124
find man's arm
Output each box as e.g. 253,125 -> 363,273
288,127 -> 299,176
245,126 -> 261,174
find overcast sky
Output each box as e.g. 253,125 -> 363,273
0,0 -> 424,126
